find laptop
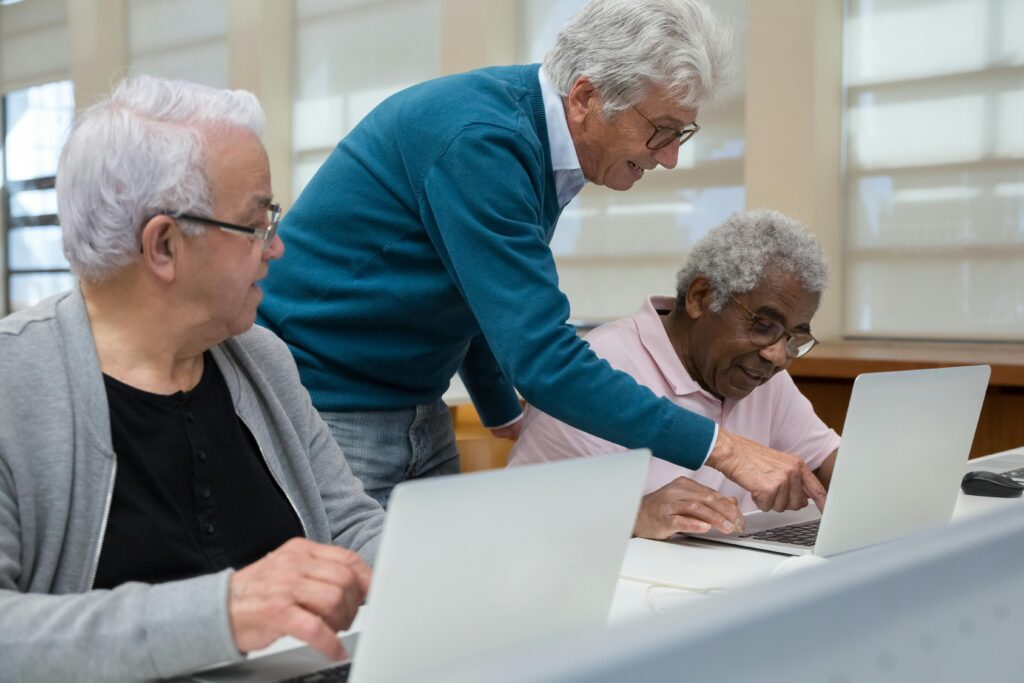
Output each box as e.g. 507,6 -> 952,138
186,450 -> 649,682
696,365 -> 990,557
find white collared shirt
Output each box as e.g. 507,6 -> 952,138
538,68 -> 586,208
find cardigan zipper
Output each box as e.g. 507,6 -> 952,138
86,460 -> 117,590
237,413 -> 308,539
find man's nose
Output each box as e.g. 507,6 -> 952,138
759,337 -> 790,367
652,140 -> 680,169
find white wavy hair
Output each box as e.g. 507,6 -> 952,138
676,209 -> 830,312
57,75 -> 265,281
543,0 -> 731,116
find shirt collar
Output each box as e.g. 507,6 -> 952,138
634,295 -> 707,398
538,68 -> 582,173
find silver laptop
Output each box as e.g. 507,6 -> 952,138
187,450 -> 649,682
697,365 -> 990,557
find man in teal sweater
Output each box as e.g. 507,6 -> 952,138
259,0 -> 827,512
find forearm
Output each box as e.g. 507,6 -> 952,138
0,571 -> 240,682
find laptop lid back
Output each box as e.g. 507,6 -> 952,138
815,364 -> 990,556
350,450 -> 649,683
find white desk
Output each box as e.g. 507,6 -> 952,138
606,444 -> 1024,625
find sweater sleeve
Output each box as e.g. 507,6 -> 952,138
0,576 -> 242,682
458,333 -> 522,427
419,122 -> 714,469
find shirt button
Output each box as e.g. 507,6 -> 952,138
202,486 -> 212,499
205,523 -> 215,534
186,412 -> 195,422
197,450 -> 207,461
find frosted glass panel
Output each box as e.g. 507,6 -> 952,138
4,81 -> 74,182
844,0 -> 1024,340
9,272 -> 74,312
127,0 -> 228,88
8,226 -> 68,270
292,0 -> 441,196
518,0 -> 747,321
0,0 -> 68,88
130,44 -> 230,89
849,167 -> 1024,249
128,0 -> 227,53
846,0 -> 1024,85
846,258 -> 1024,340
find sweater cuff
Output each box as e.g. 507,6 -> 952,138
144,569 -> 243,678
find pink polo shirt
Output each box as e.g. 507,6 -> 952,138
508,295 -> 841,512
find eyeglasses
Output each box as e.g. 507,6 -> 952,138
731,296 -> 819,359
631,106 -> 700,151
173,203 -> 282,250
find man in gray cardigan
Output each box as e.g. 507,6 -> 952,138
0,76 -> 384,681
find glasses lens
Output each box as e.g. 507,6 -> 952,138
789,336 -> 817,358
748,318 -> 784,347
648,128 -> 680,150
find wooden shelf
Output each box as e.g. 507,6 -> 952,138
790,340 -> 1024,387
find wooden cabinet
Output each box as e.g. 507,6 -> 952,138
790,341 -> 1024,459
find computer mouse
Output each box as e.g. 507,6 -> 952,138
960,471 -> 1024,498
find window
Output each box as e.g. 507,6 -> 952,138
2,80 -> 75,313
844,0 -> 1024,341
127,0 -> 229,88
292,0 -> 441,198
518,0 -> 748,322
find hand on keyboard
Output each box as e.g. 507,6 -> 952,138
706,430 -> 827,513
634,477 -> 745,539
228,538 -> 372,661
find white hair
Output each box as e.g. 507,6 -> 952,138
543,0 -> 731,116
676,209 -> 830,312
56,75 -> 265,281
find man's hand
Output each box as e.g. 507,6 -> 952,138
634,477 -> 745,540
228,538 -> 372,660
706,429 -> 827,513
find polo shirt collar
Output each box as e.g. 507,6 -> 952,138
634,295 -> 708,398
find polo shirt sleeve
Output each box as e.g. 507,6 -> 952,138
418,122 -> 715,470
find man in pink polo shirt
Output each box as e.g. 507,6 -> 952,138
508,209 -> 840,540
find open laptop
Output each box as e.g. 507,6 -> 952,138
696,365 -> 990,557
186,449 -> 649,682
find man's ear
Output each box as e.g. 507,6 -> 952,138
564,76 -> 600,128
138,215 -> 180,283
684,275 -> 713,320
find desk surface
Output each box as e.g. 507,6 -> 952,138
607,444 -> 1024,625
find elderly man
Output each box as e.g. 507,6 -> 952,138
509,210 -> 840,540
0,76 -> 383,680
257,0 -> 826,513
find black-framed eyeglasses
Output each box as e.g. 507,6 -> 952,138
631,106 -> 700,151
731,296 -> 819,359
172,203 -> 282,250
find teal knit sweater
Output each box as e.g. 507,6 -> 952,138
258,64 -> 715,469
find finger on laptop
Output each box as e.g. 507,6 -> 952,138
802,466 -> 828,512
306,543 -> 373,593
281,605 -> 348,661
292,575 -> 365,632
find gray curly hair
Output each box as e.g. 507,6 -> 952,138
543,0 -> 731,116
676,209 -> 829,312
57,75 -> 265,282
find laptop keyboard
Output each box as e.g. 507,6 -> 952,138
739,518 -> 820,546
1001,467 -> 1024,481
279,663 -> 351,683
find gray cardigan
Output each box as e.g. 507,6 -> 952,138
0,288 -> 385,682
